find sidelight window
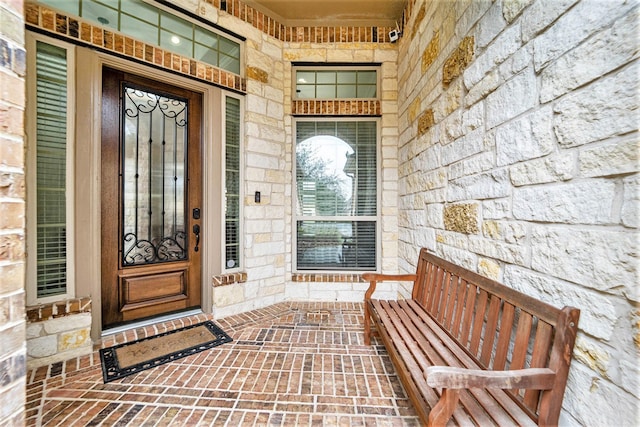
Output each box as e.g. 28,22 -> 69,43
26,36 -> 76,303
224,96 -> 241,270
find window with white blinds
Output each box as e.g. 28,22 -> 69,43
33,40 -> 73,298
295,120 -> 378,271
225,97 -> 241,269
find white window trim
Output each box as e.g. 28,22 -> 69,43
292,117 -> 381,273
25,32 -> 76,306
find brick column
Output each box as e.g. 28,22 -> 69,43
0,0 -> 27,424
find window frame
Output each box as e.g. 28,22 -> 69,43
292,64 -> 380,100
25,33 -> 77,305
223,93 -> 244,272
293,117 -> 381,273
37,0 -> 244,76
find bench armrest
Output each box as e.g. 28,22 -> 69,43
426,366 -> 556,390
362,273 -> 417,300
425,367 -> 556,426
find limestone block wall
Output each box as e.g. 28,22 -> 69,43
25,298 -> 92,369
175,0 -> 402,315
0,0 -> 26,424
396,0 -> 638,425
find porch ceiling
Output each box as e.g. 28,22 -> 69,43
243,0 -> 407,27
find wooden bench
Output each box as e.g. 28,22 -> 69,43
363,248 -> 580,426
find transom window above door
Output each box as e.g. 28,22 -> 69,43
38,0 -> 243,74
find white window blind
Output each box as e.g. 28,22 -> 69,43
295,120 -> 377,271
225,97 -> 241,269
35,41 -> 69,298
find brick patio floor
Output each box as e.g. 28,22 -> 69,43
26,302 -> 419,426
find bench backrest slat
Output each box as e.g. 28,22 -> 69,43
492,302 -> 515,371
523,320 -> 554,409
468,289 -> 489,355
414,248 -> 580,424
458,282 -> 477,348
511,310 -> 533,371
438,271 -> 453,324
430,266 -> 445,313
450,278 -> 467,336
479,295 -> 502,366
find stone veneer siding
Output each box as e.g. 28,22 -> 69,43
187,0 -> 401,318
25,298 -> 92,369
396,0 -> 638,425
9,0 -> 637,424
0,0 -> 26,424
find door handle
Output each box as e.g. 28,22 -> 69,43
193,224 -> 200,252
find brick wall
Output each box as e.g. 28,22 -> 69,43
397,0 -> 639,425
0,0 -> 26,424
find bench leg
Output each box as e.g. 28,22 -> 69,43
428,388 -> 460,427
364,302 -> 371,346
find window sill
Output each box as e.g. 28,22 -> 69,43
292,273 -> 367,283
213,272 -> 247,288
26,297 -> 92,323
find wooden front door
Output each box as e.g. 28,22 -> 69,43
101,67 -> 202,328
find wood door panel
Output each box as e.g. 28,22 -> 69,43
121,270 -> 187,306
101,67 -> 202,328
121,300 -> 191,322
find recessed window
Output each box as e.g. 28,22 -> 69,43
39,0 -> 242,74
294,67 -> 378,99
295,120 -> 378,271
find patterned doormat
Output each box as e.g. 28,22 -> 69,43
99,320 -> 232,383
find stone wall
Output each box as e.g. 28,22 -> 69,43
178,0 -> 402,316
396,0 -> 638,425
0,0 -> 26,424
25,298 -> 92,369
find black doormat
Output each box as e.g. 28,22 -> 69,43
99,320 -> 232,383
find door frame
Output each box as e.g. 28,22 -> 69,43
75,48 -> 224,339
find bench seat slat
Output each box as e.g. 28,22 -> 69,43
375,299 -> 491,426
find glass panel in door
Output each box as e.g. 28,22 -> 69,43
121,86 -> 188,266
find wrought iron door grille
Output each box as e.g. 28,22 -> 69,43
121,85 -> 188,266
